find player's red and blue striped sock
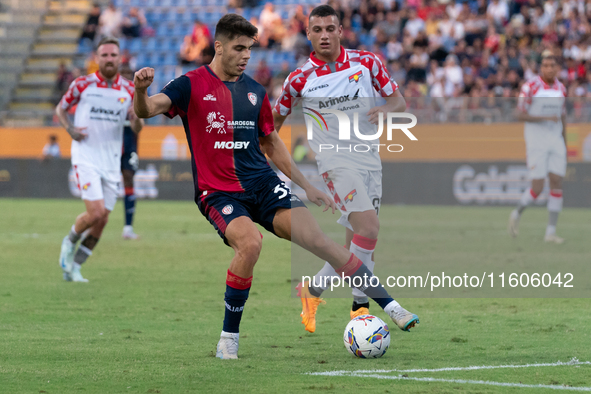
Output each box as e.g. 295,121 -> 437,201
124,187 -> 135,226
336,255 -> 394,310
222,270 -> 252,333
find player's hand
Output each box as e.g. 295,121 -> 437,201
305,186 -> 337,214
366,105 -> 386,125
134,67 -> 154,90
67,126 -> 88,142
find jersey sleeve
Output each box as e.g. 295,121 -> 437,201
60,77 -> 88,110
364,52 -> 398,97
273,70 -> 304,116
258,93 -> 275,137
161,75 -> 191,118
517,81 -> 533,113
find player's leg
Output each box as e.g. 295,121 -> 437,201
60,165 -> 104,280
71,178 -> 117,282
121,168 -> 139,239
215,217 -> 261,360
545,172 -> 564,243
509,148 -> 547,237
273,207 -> 418,331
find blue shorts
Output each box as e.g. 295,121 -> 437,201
197,174 -> 307,245
121,126 -> 138,172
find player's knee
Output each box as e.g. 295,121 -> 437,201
237,236 -> 262,264
355,221 -> 379,239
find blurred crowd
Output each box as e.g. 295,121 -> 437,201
68,0 -> 591,123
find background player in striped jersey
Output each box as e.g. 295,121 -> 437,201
273,5 -> 417,333
133,14 -> 418,360
56,37 -> 141,282
120,68 -> 143,240
509,52 -> 567,244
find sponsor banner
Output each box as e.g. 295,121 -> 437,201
1,159 -> 589,208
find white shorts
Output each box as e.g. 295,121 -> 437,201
73,164 -> 119,211
321,168 -> 382,231
525,136 -> 567,179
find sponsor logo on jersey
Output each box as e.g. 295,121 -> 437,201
203,94 -> 216,101
82,182 -> 91,191
248,92 -> 257,106
303,107 -> 329,131
213,141 -> 251,150
206,112 -> 226,133
307,84 -> 329,93
348,70 -> 363,83
118,97 -> 127,104
90,106 -> 123,116
317,90 -> 359,109
344,189 -> 357,203
222,205 -> 234,215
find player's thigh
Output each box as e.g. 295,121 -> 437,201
324,168 -> 377,233
225,216 -> 263,261
101,177 -> 119,212
254,174 -> 306,237
547,144 -> 566,188
198,192 -> 254,246
526,147 -> 550,180
74,164 -> 104,203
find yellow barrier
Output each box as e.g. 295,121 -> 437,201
0,123 -> 587,161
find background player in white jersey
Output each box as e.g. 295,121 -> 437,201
56,37 -> 142,282
273,5 -> 415,333
509,52 -> 567,244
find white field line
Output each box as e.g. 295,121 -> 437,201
308,358 -> 590,376
351,373 -> 591,392
307,359 -> 591,391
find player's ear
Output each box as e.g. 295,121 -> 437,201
306,27 -> 310,40
214,40 -> 224,56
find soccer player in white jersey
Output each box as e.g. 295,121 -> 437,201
509,52 -> 567,244
56,37 -> 142,282
273,5 -> 418,333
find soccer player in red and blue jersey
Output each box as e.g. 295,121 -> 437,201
133,14 -> 417,359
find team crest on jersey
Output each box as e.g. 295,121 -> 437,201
345,189 -> 357,203
117,97 -> 127,104
348,70 -> 363,83
203,94 -> 216,101
222,205 -> 234,215
248,92 -> 257,106
206,111 -> 226,134
82,182 -> 91,191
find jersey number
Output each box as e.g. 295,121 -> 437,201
274,183 -> 289,199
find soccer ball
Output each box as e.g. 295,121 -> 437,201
343,315 -> 390,358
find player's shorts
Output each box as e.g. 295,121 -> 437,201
121,126 -> 139,172
321,167 -> 382,231
525,133 -> 567,179
73,164 -> 119,211
197,173 -> 307,245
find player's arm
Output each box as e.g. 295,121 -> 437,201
55,101 -> 87,142
273,110 -> 289,134
127,105 -> 144,134
260,130 -> 336,213
133,67 -> 173,118
367,90 -> 407,125
561,113 -> 567,147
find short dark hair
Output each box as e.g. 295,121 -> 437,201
97,36 -> 120,50
541,50 -> 557,64
214,14 -> 257,42
309,4 -> 340,23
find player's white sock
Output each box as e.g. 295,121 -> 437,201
517,187 -> 538,214
311,262 -> 338,295
546,189 -> 563,236
350,235 -> 377,303
68,224 -> 82,244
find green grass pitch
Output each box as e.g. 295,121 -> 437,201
1,198 -> 589,393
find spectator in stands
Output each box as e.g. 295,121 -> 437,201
56,62 -> 73,97
179,19 -> 213,65
80,3 -> 101,44
99,2 -> 123,38
121,7 -> 146,38
120,49 -> 137,71
259,2 -> 284,48
85,52 -> 99,74
42,135 -> 61,160
254,59 -> 272,91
